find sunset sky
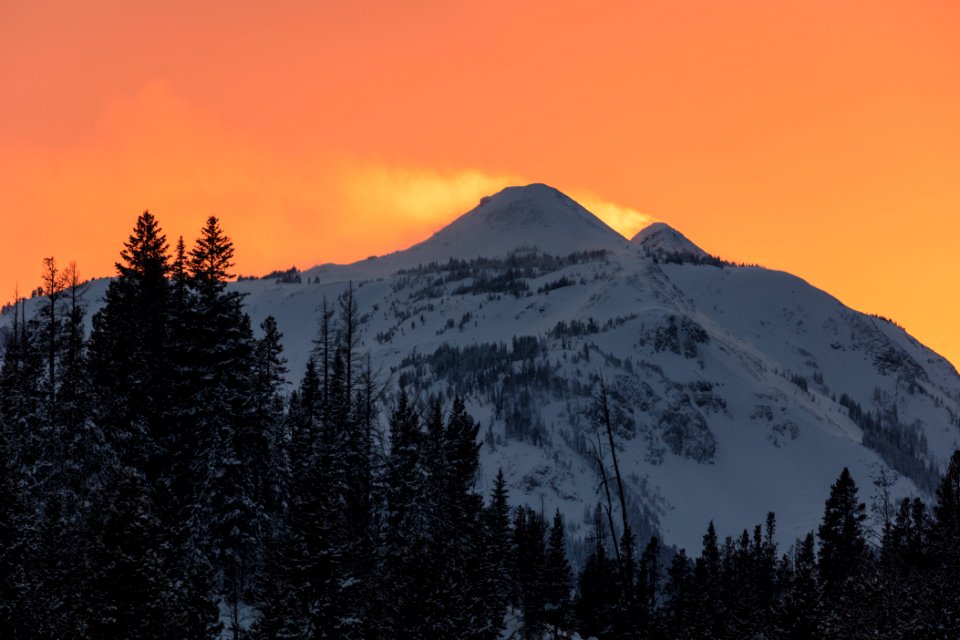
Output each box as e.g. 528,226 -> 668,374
2,1 -> 958,365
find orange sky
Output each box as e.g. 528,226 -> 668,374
2,0 -> 959,367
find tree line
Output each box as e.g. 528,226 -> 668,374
0,211 -> 959,639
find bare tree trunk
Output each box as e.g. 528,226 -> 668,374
591,434 -> 622,567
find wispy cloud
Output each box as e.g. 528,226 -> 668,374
571,192 -> 658,239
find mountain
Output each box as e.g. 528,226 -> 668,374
7,184 -> 960,553
237,184 -> 960,551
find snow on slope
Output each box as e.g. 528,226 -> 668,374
407,183 -> 628,260
5,184 -> 960,554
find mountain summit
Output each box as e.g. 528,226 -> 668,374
403,183 -> 628,262
631,222 -> 708,260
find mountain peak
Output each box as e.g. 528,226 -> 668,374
631,222 -> 708,260
400,183 -> 627,263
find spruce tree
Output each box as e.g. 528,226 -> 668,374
690,520 -> 724,638
928,450 -> 960,637
635,536 -> 661,636
88,210 -> 171,474
186,216 -> 264,636
663,548 -> 694,639
817,467 -> 868,639
481,468 -> 513,639
76,466 -> 221,640
543,509 -> 573,635
381,392 -> 432,638
575,509 -> 620,639
775,532 -> 822,640
255,317 -> 291,532
513,506 -> 547,640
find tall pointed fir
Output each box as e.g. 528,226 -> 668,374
635,536 -> 661,637
481,468 -> 513,639
663,549 -> 695,639
817,467 -> 868,639
775,532 -> 822,639
257,351 -> 373,639
254,316 -> 290,533
75,465 -> 221,640
929,450 -> 960,636
88,210 -> 171,473
380,393 -> 432,637
543,509 -> 573,635
575,508 -> 620,638
0,412 -> 37,638
513,506 -> 547,639
186,216 -> 263,637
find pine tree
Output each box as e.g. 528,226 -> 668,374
663,548 -> 694,639
575,508 -> 620,639
774,532 -> 822,640
543,509 -> 573,636
818,468 -> 867,587
255,316 -> 290,532
817,467 -> 869,639
75,466 -> 221,640
481,468 -> 513,639
690,520 -> 724,638
0,417 -> 35,638
88,211 -> 172,473
634,536 -> 661,632
928,450 -> 960,637
290,357 -> 322,488
381,392 -> 433,638
185,216 -> 264,637
189,215 -> 235,299
513,506 -> 547,640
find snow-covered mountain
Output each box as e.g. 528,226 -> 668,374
238,184 -> 960,551
8,184 -> 960,553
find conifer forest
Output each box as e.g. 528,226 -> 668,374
2,212 -> 960,640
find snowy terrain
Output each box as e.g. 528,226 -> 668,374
7,183 -> 960,553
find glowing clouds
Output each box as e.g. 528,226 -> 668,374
571,192 -> 658,239
332,165 -> 520,251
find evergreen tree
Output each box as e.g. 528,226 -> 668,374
0,417 -> 36,638
88,210 -> 171,474
185,216 -> 264,637
690,520 -> 724,638
635,536 -> 661,637
513,506 -> 548,640
481,468 -> 513,640
774,532 -> 822,640
928,450 -> 960,637
75,466 -> 221,640
254,316 -> 290,532
575,509 -> 620,639
817,467 -> 868,639
543,509 -> 573,636
381,392 -> 432,638
663,549 -> 694,640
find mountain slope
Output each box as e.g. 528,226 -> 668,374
235,186 -> 960,551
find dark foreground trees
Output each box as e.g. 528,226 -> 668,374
0,210 -> 958,639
